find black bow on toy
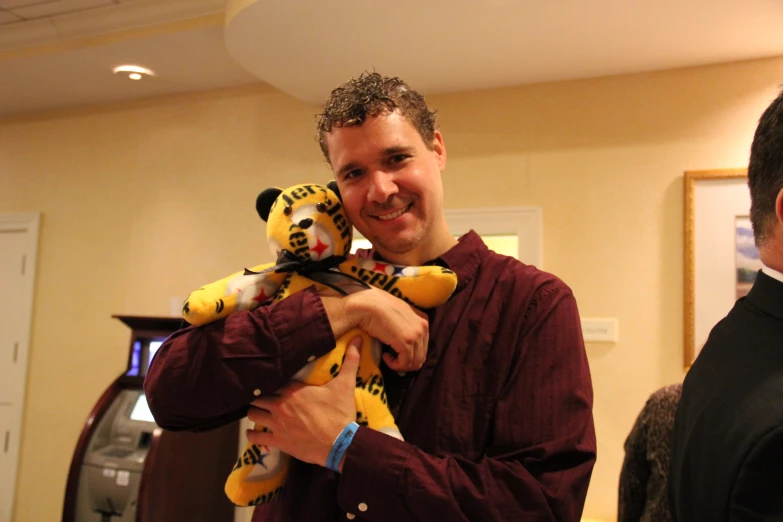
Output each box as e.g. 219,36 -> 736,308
244,250 -> 370,296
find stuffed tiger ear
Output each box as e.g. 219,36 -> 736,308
256,188 -> 282,222
327,180 -> 341,202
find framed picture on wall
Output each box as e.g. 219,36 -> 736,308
683,169 -> 756,369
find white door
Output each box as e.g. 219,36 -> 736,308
0,214 -> 39,522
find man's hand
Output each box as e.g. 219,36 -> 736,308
322,287 -> 429,371
246,336 -> 362,469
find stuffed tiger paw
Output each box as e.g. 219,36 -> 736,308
182,181 -> 457,507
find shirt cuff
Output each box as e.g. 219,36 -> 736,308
267,286 -> 335,378
337,427 -> 412,518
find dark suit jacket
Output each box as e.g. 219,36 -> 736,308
669,270 -> 783,522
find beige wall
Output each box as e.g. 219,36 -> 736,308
2,55 -> 782,522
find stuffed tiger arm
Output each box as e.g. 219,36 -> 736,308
182,263 -> 289,326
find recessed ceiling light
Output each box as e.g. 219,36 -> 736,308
113,65 -> 154,81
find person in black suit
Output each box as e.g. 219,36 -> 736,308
669,88 -> 783,521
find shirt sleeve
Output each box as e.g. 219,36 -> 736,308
618,400 -> 651,522
336,283 -> 596,521
144,286 -> 335,432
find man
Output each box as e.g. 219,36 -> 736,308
618,383 -> 681,522
669,89 -> 783,521
145,72 -> 595,521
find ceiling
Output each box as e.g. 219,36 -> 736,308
1,0 -> 783,117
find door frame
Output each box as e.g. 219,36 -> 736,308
0,212 -> 40,522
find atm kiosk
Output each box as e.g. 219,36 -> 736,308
63,315 -> 238,522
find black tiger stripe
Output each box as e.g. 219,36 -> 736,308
326,201 -> 342,216
249,444 -> 261,460
382,276 -> 400,292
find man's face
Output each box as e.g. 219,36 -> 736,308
326,111 -> 447,262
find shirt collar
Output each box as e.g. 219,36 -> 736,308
747,269 -> 783,321
432,230 -> 486,292
361,230 -> 487,293
762,266 -> 783,284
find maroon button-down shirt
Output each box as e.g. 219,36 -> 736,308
145,231 -> 596,521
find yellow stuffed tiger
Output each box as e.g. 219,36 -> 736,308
182,181 -> 457,507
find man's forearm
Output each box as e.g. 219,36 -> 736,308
144,287 -> 335,430
336,427 -> 595,522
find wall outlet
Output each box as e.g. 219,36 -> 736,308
581,318 -> 618,343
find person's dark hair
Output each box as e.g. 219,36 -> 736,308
749,88 -> 783,245
316,72 -> 437,162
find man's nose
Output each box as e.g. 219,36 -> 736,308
367,170 -> 398,203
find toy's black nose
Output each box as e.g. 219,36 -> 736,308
299,218 -> 313,229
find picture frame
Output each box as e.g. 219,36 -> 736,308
683,169 -> 752,369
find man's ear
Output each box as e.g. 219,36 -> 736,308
433,130 -> 447,172
776,188 -> 783,225
327,180 -> 342,202
256,188 -> 282,222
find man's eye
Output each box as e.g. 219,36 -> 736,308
344,170 -> 361,180
390,154 -> 408,164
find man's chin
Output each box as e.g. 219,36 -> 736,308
373,233 -> 425,257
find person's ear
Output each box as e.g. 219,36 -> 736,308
776,187 -> 783,225
432,130 -> 447,172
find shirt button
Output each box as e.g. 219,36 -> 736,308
358,502 -> 368,512
253,389 -> 261,396
346,514 -> 355,520
307,355 -> 316,363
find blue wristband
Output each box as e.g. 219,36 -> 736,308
326,422 -> 359,472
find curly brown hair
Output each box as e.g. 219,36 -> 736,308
316,72 -> 438,162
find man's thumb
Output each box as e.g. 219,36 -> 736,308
339,335 -> 362,380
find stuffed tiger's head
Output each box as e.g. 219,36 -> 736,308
256,181 -> 352,262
